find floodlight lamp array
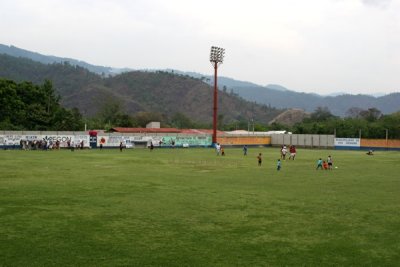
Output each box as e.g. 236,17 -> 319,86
209,46 -> 225,63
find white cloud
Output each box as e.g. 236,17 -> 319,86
0,0 -> 399,94
362,0 -> 392,8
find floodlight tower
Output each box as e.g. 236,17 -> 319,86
209,46 -> 225,146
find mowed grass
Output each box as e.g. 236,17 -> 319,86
0,147 -> 399,266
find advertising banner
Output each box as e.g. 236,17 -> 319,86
98,135 -> 139,147
334,138 -> 360,149
96,135 -> 211,148
0,134 -> 90,148
162,136 -> 211,147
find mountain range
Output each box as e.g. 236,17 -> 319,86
0,53 -> 281,124
1,44 -> 399,117
228,85 -> 400,116
172,70 -> 399,116
0,44 -> 126,76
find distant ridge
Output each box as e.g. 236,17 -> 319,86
265,84 -> 289,92
1,43 -> 399,116
0,44 -> 128,75
228,85 -> 399,116
169,71 -> 399,116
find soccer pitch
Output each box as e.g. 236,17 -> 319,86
1,147 -> 399,266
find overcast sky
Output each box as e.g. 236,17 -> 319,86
1,0 -> 399,94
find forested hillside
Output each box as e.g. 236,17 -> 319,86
0,54 -> 282,126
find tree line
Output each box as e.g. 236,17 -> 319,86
268,107 -> 400,139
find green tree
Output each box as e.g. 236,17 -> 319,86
52,108 -> 84,131
0,78 -> 84,130
42,79 -> 59,114
114,114 -> 136,127
359,108 -> 382,122
309,106 -> 336,122
98,101 -> 124,125
380,112 -> 400,138
170,112 -> 195,129
134,112 -> 165,127
345,107 -> 364,118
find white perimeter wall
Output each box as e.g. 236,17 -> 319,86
271,134 -> 335,148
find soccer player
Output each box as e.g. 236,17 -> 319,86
257,153 -> 262,166
316,158 -> 323,170
327,155 -> 333,170
323,161 -> 328,170
281,145 -> 287,160
215,143 -> 221,156
289,145 -> 296,160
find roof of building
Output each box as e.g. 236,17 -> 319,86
180,129 -> 225,134
225,130 -> 289,135
110,127 -> 182,133
109,127 -> 226,134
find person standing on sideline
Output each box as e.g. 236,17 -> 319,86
243,145 -> 248,156
327,155 -> 333,170
215,143 -> 221,156
119,141 -> 123,152
150,142 -> 154,151
257,153 -> 262,166
277,159 -> 281,171
316,158 -> 323,170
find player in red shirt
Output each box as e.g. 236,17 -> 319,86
289,145 -> 296,160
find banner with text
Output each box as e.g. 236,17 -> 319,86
334,138 -> 360,149
0,134 -> 90,148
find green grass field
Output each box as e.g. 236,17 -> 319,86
0,147 -> 399,266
